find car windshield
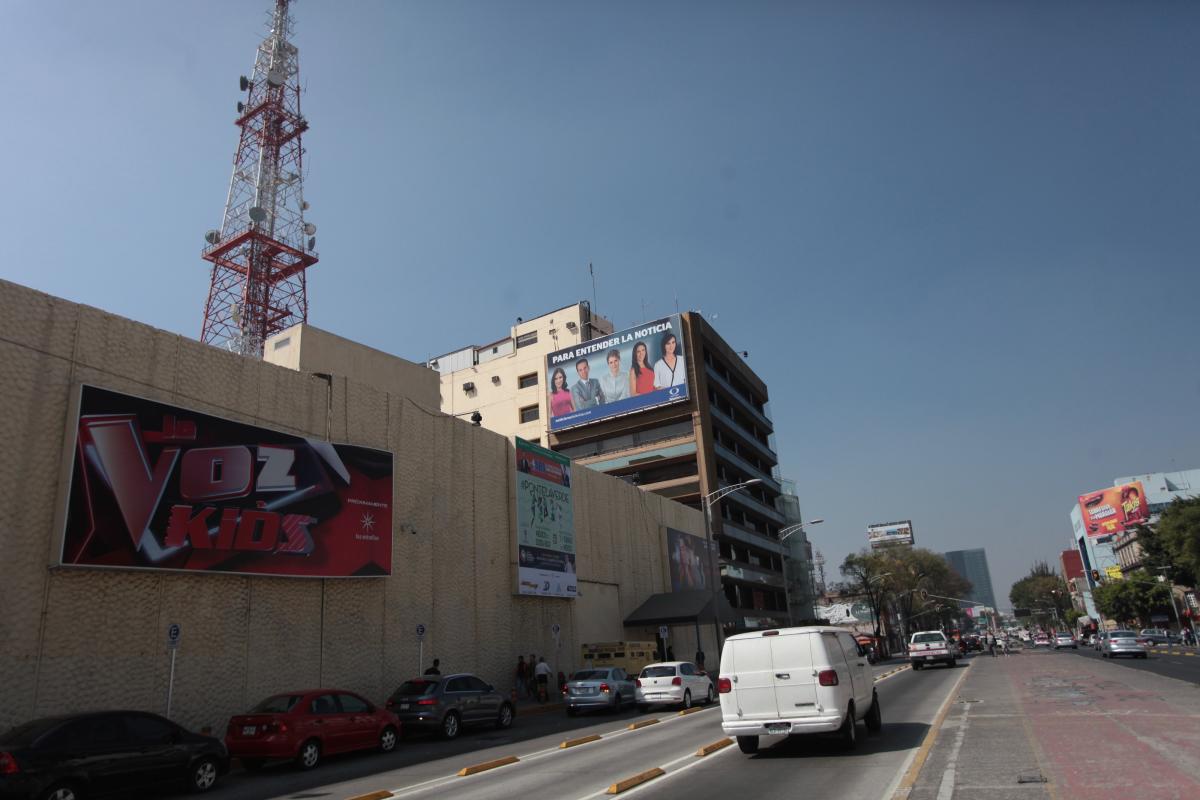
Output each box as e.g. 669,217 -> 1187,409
393,680 -> 439,697
572,670 -> 610,680
912,633 -> 945,643
250,694 -> 303,713
641,666 -> 677,678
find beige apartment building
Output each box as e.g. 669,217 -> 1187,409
427,302 -> 613,445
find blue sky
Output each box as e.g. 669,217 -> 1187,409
3,1 -> 1198,603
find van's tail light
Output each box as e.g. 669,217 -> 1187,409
561,684 -> 567,695
416,698 -> 437,706
0,752 -> 19,775
717,678 -> 732,693
817,670 -> 839,686
635,679 -> 642,687
265,721 -> 288,734
599,683 -> 610,693
671,676 -> 682,686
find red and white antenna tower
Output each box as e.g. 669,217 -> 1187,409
200,0 -> 317,357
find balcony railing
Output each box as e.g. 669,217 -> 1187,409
709,405 -> 778,464
704,365 -> 773,432
713,442 -> 780,494
717,519 -> 784,555
721,482 -> 785,524
721,559 -> 785,589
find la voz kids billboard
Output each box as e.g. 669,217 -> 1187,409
545,315 -> 689,432
60,385 -> 394,577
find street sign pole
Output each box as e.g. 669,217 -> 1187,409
165,623 -> 181,719
416,623 -> 426,674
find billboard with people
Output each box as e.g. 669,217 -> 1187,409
515,437 -> 576,597
545,315 -> 690,432
1077,481 -> 1149,538
666,527 -> 717,592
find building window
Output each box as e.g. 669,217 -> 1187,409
519,405 -> 540,423
516,331 -> 538,348
518,373 -> 538,389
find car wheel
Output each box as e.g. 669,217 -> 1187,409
949,658 -> 957,668
682,689 -> 692,710
839,704 -> 858,750
240,758 -> 265,772
912,662 -> 922,671
296,739 -> 321,770
39,784 -> 81,800
706,685 -> 716,705
736,735 -> 759,754
865,691 -> 882,733
441,710 -> 461,740
379,725 -> 399,752
189,756 -> 220,793
496,703 -> 514,729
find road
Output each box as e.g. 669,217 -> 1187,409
1058,642 -> 1200,685
171,659 -> 967,800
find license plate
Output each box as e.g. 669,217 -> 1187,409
767,724 -> 790,735
399,703 -> 410,710
578,688 -> 595,695
241,726 -> 256,736
925,656 -> 934,660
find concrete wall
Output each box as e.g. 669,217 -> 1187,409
0,279 -> 707,734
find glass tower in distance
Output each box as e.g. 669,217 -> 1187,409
943,548 -> 997,609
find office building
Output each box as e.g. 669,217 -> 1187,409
943,548 -> 998,610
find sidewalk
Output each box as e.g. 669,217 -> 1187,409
902,652 -> 1200,799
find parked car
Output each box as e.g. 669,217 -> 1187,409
226,689 -> 399,770
385,675 -> 513,740
1053,633 -> 1077,650
0,710 -> 228,800
1101,630 -> 1148,659
961,635 -> 983,653
1138,629 -> 1179,646
718,626 -> 881,754
563,668 -> 636,715
635,662 -> 715,711
909,631 -> 956,669
1032,635 -> 1050,648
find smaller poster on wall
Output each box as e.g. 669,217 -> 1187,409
515,437 -> 576,598
666,527 -> 717,592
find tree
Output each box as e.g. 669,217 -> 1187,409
1009,563 -> 1071,627
1092,570 -> 1174,628
840,551 -> 890,644
1152,497 -> 1200,586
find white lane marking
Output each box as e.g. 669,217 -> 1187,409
880,663 -> 972,800
566,739 -> 738,800
382,705 -> 721,798
936,703 -> 970,800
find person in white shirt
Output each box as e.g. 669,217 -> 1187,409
534,657 -> 553,702
598,350 -> 629,403
653,332 -> 686,389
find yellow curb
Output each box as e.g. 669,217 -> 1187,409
695,737 -> 733,756
607,767 -> 665,794
346,793 -> 393,800
627,718 -> 660,730
678,706 -> 704,716
560,734 -> 602,749
891,661 -> 972,799
457,755 -> 519,777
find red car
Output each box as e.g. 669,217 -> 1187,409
225,689 -> 399,770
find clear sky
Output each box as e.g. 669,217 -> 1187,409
3,1 -> 1198,604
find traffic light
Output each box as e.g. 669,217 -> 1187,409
1091,569 -> 1101,582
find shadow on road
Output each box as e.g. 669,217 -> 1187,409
749,721 -> 931,759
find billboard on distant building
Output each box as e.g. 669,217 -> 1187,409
867,520 -> 915,549
515,437 -> 576,597
60,385 -> 394,577
1077,481 -> 1149,538
545,315 -> 689,432
666,528 -> 717,592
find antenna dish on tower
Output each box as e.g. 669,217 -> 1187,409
237,101 -> 245,114
239,75 -> 249,91
307,237 -> 316,251
301,201 -> 310,211
303,223 -> 316,236
248,206 -> 268,222
204,230 -> 221,245
266,69 -> 285,87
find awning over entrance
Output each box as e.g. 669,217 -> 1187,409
623,590 -> 738,627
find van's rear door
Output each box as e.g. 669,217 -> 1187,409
728,637 -> 778,721
771,633 -> 819,718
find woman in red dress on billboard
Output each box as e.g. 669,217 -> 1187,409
628,341 -> 656,396
550,367 -> 575,416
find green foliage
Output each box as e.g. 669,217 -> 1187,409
840,547 -> 975,638
1091,570 -> 1173,627
1009,565 -> 1070,623
1152,497 -> 1200,586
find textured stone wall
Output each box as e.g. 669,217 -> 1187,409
0,279 -> 706,734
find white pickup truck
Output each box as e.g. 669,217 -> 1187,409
908,631 -> 957,670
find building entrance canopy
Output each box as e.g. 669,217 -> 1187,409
623,589 -> 737,627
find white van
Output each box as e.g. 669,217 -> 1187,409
718,626 -> 881,754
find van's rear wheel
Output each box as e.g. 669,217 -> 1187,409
736,735 -> 759,754
839,704 -> 857,750
865,691 -> 882,733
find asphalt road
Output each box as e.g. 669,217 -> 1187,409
1058,642 -> 1200,684
175,659 -> 965,800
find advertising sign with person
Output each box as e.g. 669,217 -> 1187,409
545,315 -> 690,432
1077,481 -> 1149,537
666,527 -> 717,592
515,437 -> 576,597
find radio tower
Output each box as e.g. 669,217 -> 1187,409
200,0 -> 318,357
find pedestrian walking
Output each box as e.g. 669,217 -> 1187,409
424,658 -> 441,675
534,656 -> 553,703
987,633 -> 996,657
515,655 -> 529,699
527,653 -> 538,697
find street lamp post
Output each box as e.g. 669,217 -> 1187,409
779,519 -> 824,626
1153,567 -> 1187,652
702,478 -> 762,654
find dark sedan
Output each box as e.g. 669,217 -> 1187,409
385,675 -> 514,740
0,711 -> 227,800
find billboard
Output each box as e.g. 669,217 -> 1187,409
545,315 -> 689,432
516,437 -> 576,597
666,528 -> 717,592
1077,481 -> 1149,538
867,520 -> 915,549
61,385 -> 393,577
